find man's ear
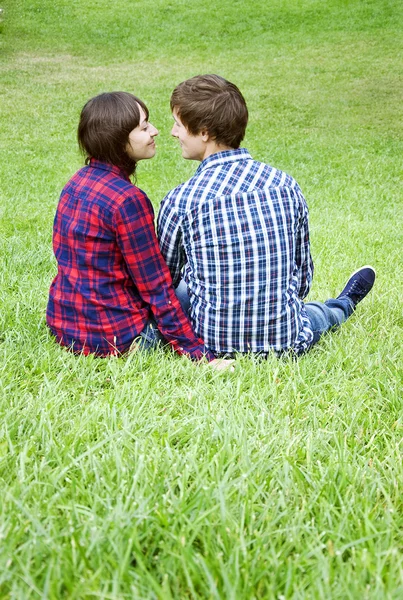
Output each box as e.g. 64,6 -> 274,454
201,129 -> 209,142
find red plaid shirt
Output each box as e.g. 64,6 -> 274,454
47,159 -> 213,359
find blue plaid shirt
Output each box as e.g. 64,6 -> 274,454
157,149 -> 314,355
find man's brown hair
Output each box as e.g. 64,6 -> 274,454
78,92 -> 149,176
170,75 -> 248,149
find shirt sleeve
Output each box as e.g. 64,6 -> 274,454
157,191 -> 186,287
294,189 -> 314,299
113,189 -> 214,361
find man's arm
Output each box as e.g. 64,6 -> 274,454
294,189 -> 314,299
157,191 -> 186,287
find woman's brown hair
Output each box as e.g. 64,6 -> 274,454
78,92 -> 149,176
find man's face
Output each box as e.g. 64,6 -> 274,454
171,110 -> 207,162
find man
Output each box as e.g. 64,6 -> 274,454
158,74 -> 375,357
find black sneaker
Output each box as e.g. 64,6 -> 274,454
337,266 -> 376,309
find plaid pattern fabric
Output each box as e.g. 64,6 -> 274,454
47,159 -> 213,359
157,149 -> 314,355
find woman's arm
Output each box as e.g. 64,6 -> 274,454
113,188 -> 214,361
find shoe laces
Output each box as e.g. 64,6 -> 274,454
348,279 -> 367,297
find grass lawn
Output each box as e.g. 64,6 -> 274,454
0,0 -> 402,597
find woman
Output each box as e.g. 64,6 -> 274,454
47,91 -> 224,365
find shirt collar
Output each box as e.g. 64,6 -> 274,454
88,158 -> 131,181
196,148 -> 253,174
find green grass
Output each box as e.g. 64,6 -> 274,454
1,0 -> 403,597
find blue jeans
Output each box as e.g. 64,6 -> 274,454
136,318 -> 166,350
304,298 -> 354,346
174,279 -> 355,353
175,280 -> 191,314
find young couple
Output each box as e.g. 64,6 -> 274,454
47,75 -> 375,364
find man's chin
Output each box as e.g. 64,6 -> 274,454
181,149 -> 198,161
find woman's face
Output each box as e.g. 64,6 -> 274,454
126,104 -> 159,161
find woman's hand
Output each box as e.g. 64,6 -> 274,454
208,358 -> 235,372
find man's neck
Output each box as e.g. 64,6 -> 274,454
201,141 -> 235,162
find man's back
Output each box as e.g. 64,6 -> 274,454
158,148 -> 314,355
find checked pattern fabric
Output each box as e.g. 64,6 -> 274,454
47,159 -> 212,359
158,149 -> 314,355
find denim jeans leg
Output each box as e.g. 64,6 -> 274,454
136,318 -> 167,350
175,279 -> 191,315
305,297 -> 354,346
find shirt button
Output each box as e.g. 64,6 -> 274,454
168,301 -> 172,304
